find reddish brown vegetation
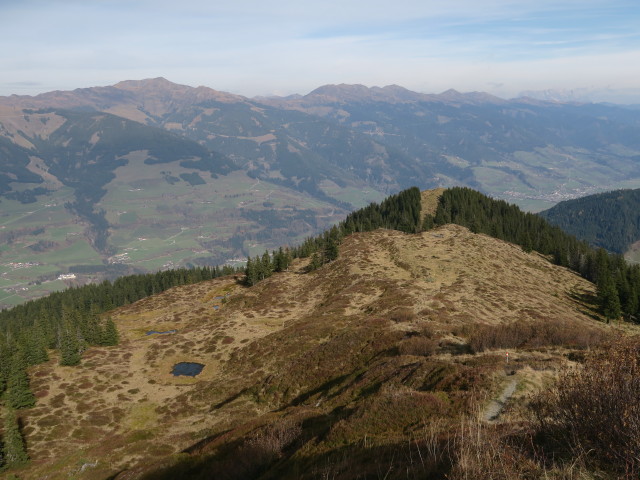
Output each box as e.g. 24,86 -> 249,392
532,338 -> 640,476
468,319 -> 609,353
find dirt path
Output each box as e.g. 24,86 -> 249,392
483,377 -> 518,422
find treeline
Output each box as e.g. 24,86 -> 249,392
0,262 -> 241,471
339,186 -> 422,235
539,188 -> 640,254
244,187 -> 423,284
426,187 -> 640,322
0,265 -> 240,407
245,185 -> 640,324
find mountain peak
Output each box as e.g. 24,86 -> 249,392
112,77 -> 245,104
303,83 -> 431,104
113,77 -> 184,91
305,83 -> 372,102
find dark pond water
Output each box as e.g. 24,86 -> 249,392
146,329 -> 177,335
171,362 -> 205,377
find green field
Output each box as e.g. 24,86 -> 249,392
0,167 -> 352,308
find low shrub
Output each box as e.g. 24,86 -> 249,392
468,319 -> 608,353
390,308 -> 416,323
531,338 -> 640,476
398,336 -> 438,356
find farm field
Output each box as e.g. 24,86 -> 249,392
0,167 -> 357,308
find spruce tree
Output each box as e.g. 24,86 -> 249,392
260,251 -> 273,280
245,257 -> 258,286
58,327 -> 81,366
325,236 -> 339,263
0,343 -> 11,397
2,409 -> 28,467
6,353 -> 35,410
598,274 -> 622,321
309,253 -> 321,271
21,327 -> 48,366
100,318 -> 119,346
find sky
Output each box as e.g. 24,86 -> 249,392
2,0 -> 640,102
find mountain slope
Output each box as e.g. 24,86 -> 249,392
4,78 -> 640,307
1,78 -> 423,204
0,104 -> 377,308
539,188 -> 640,258
259,84 -> 640,210
9,78 -> 640,213
9,223 -> 612,479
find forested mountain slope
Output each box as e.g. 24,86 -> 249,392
260,83 -> 640,210
539,188 -> 640,256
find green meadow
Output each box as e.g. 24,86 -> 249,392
0,167 -> 349,308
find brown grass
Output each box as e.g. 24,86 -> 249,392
12,225 -> 632,479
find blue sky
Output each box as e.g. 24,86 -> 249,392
2,0 -> 640,101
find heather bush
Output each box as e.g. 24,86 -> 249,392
468,319 -> 608,353
390,308 -> 416,323
398,336 -> 438,356
531,338 -> 640,476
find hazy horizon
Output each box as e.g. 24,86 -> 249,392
2,1 -> 640,103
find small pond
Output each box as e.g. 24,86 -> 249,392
171,362 -> 205,377
146,329 -> 177,335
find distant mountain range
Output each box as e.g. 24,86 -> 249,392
518,87 -> 640,105
259,82 -> 640,209
4,78 -> 640,210
2,78 -> 640,306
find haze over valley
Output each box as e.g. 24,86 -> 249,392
2,78 -> 640,307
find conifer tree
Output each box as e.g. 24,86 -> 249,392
245,257 -> 258,286
100,318 -> 119,346
6,356 -> 35,410
0,343 -> 13,397
309,253 -> 321,271
325,236 -> 339,263
598,274 -> 622,321
20,327 -> 48,366
2,409 -> 28,467
58,326 -> 81,366
260,251 -> 273,280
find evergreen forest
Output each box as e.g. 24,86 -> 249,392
539,188 -> 640,254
